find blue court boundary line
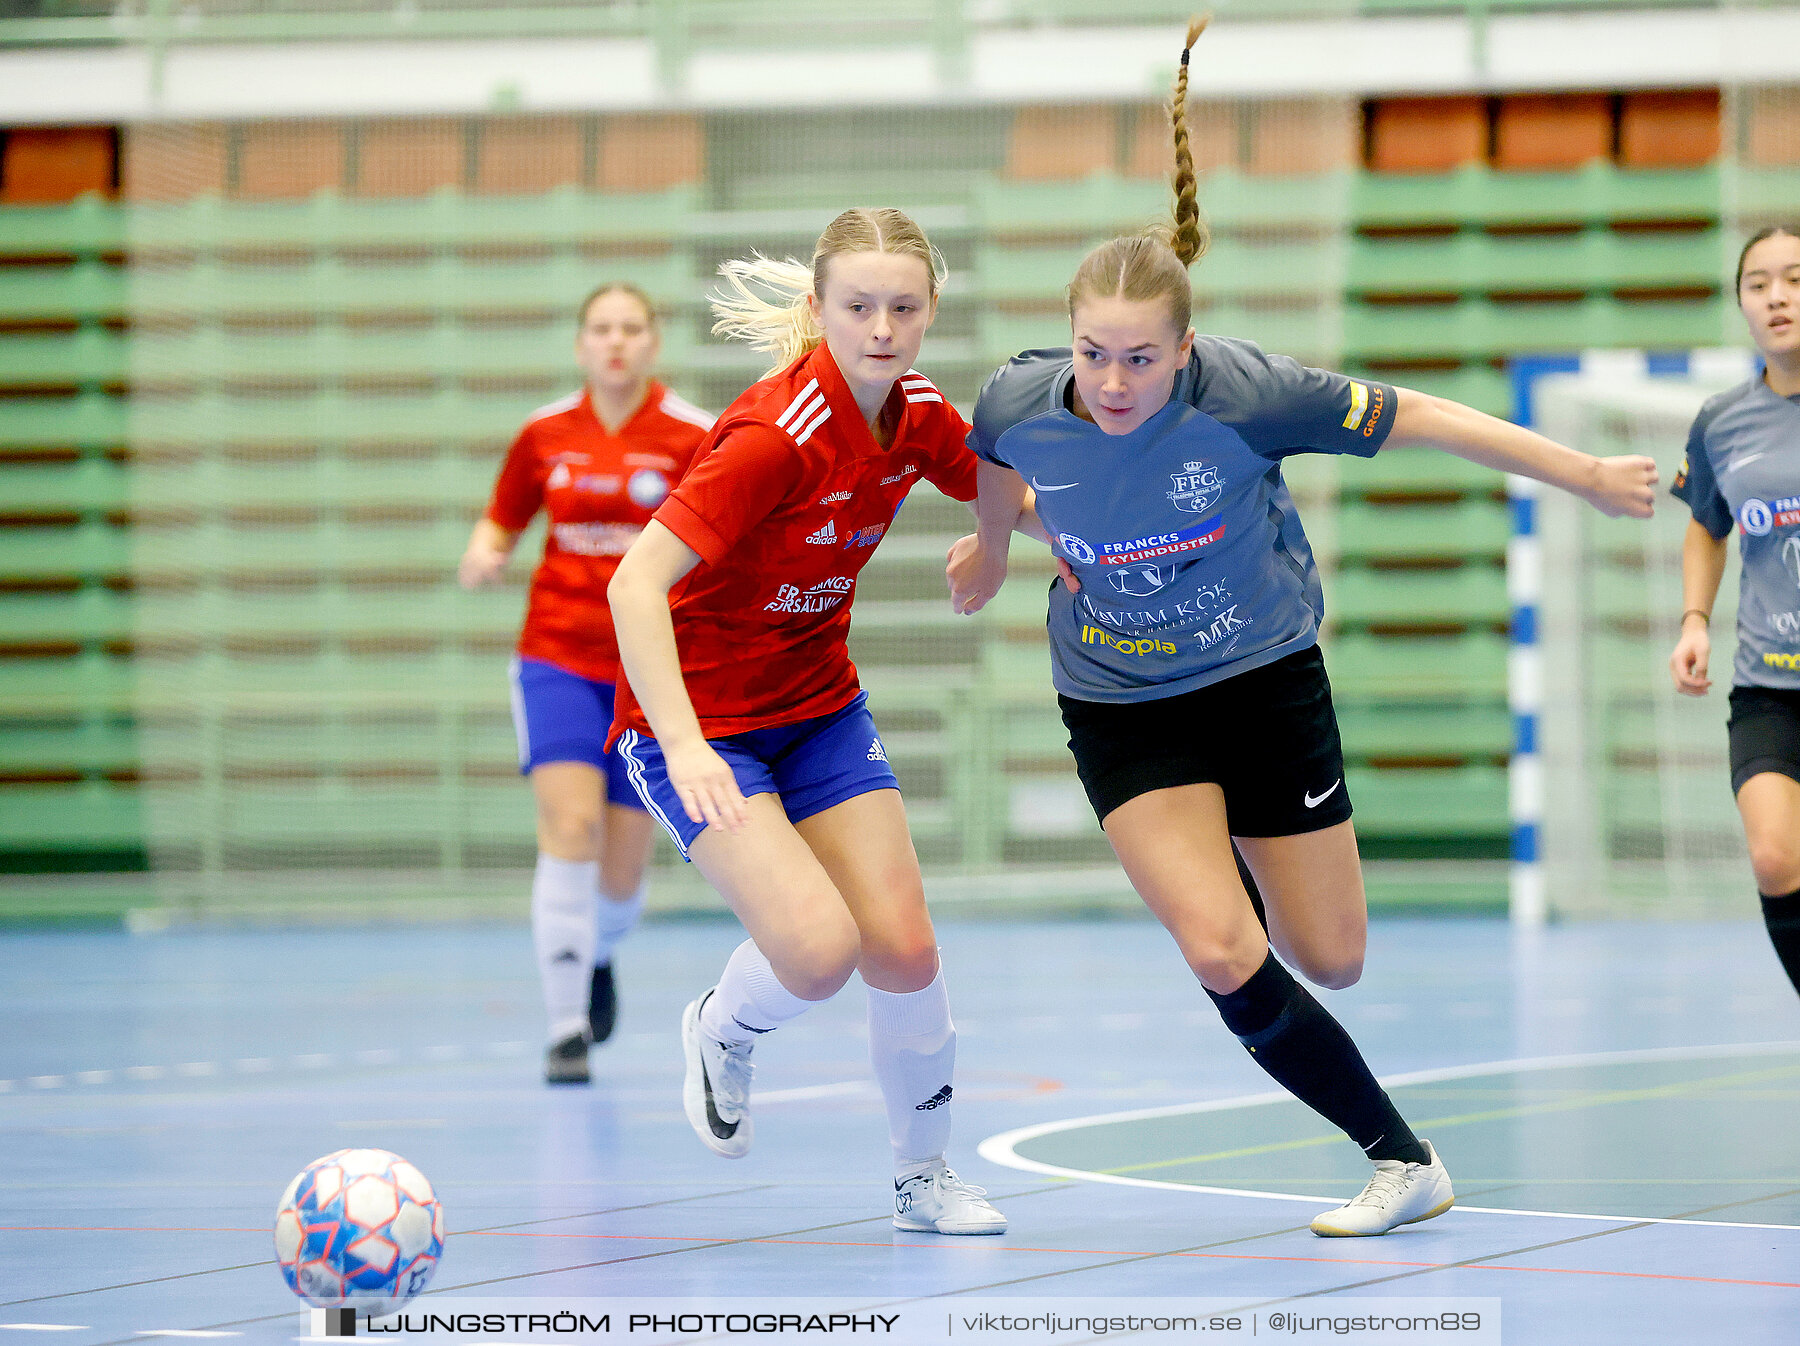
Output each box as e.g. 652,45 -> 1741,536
977,1040 -> 1800,1232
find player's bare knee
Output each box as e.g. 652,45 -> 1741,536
1298,952 -> 1363,990
598,860 -> 646,901
859,930 -> 939,990
539,809 -> 601,860
1180,926 -> 1267,990
1749,837 -> 1800,894
776,914 -> 860,1000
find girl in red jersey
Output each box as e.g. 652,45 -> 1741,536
609,209 -> 1037,1234
460,283 -> 712,1085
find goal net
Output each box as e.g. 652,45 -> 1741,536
1532,357 -> 1759,919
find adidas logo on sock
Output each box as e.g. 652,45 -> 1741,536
552,949 -> 580,963
804,521 -> 837,545
914,1084 -> 953,1111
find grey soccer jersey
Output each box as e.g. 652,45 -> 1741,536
971,338 -> 1396,702
1671,375 -> 1800,689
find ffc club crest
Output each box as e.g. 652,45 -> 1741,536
1059,533 -> 1096,565
1167,461 -> 1223,514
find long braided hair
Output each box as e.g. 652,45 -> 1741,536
1065,16 -> 1211,333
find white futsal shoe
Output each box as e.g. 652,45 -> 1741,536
680,991 -> 754,1159
892,1160 -> 1008,1235
1310,1140 -> 1453,1237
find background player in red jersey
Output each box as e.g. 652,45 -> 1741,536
459,282 -> 713,1084
608,209 -> 1040,1234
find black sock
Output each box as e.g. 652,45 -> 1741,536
1760,887 -> 1800,997
1231,843 -> 1268,935
1207,951 -> 1428,1166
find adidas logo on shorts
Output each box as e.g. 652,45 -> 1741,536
805,521 -> 837,545
867,738 -> 888,762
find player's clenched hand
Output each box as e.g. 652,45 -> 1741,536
1054,556 -> 1081,593
947,534 -> 1009,615
1670,625 -> 1712,696
1585,454 -> 1659,519
457,542 -> 508,589
664,739 -> 749,833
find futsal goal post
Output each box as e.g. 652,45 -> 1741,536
1510,349 -> 1761,924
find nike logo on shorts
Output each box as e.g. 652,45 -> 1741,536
1304,780 -> 1341,809
1030,476 -> 1081,491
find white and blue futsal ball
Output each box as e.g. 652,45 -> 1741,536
274,1148 -> 444,1315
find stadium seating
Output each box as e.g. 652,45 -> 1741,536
0,79 -> 1772,881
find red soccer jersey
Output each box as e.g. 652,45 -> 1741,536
486,381 -> 713,683
611,343 -> 979,742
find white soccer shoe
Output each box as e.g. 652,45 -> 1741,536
892,1160 -> 1008,1235
1310,1140 -> 1453,1237
680,991 -> 754,1159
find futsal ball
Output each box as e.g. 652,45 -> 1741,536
274,1148 -> 444,1316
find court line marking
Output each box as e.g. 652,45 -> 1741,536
1099,1060 -> 1800,1176
0,1043 -> 535,1094
976,1039 -> 1800,1232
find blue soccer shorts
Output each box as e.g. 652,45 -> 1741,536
614,691 -> 899,858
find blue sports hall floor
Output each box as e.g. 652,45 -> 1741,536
2,915 -> 1796,1344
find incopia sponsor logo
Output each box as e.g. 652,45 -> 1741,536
1082,626 -> 1176,657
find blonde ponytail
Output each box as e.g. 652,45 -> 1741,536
711,208 -> 947,378
710,255 -> 823,374
1066,15 -> 1212,331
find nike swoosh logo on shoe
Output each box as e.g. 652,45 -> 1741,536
1304,780 -> 1341,809
702,1068 -> 738,1139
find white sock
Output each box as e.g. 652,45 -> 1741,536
532,853 -> 598,1043
594,882 -> 646,968
700,939 -> 815,1045
866,965 -> 955,1168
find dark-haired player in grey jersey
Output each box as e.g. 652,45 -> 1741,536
950,19 -> 1657,1240
1671,225 -> 1800,1002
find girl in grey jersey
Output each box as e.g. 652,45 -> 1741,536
950,19 -> 1657,1239
1669,225 -> 1800,1001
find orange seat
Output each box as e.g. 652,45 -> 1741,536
1618,90 -> 1720,169
122,124 -> 229,203
1005,105 -> 1116,181
475,116 -> 588,195
1367,97 -> 1486,174
1492,93 -> 1611,171
599,114 -> 704,192
237,122 -> 346,200
357,119 -> 466,198
1249,99 -> 1356,176
1747,89 -> 1800,167
1125,101 -> 1236,178
1,127 -> 115,204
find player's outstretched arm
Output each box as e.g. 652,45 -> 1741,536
608,522 -> 749,833
1389,387 -> 1658,519
1670,518 -> 1729,697
948,460 -> 1029,614
458,518 -> 519,589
